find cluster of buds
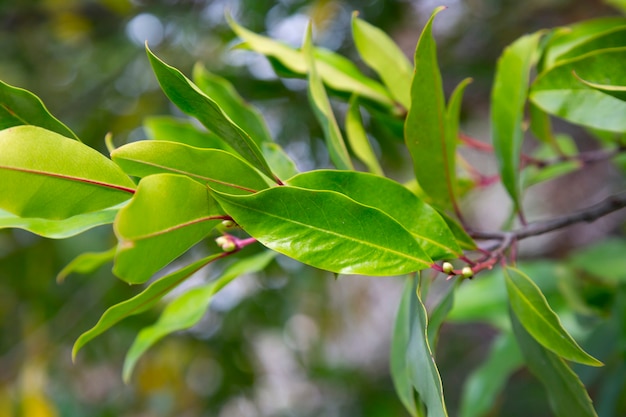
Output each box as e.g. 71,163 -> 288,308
441,261 -> 474,279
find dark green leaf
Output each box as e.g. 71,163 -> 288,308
505,266 -> 603,366
212,185 -> 432,276
510,309 -> 599,417
459,331 -> 523,417
531,48 -> 626,132
143,116 -> 232,150
73,253 -> 224,360
287,170 -> 461,260
568,237 -> 626,283
192,63 -> 272,145
351,12 -> 412,108
445,77 -> 472,205
0,79 -> 78,140
0,125 -> 135,220
557,26 -> 626,62
145,45 -> 276,181
491,31 -> 543,212
405,6 -> 455,210
113,174 -> 223,284
57,247 -> 116,283
111,140 -> 269,194
345,96 -> 383,175
427,281 -> 457,350
303,23 -> 353,170
123,250 -> 276,382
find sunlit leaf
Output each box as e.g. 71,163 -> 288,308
0,79 -> 78,139
303,23 -> 353,171
226,12 -> 394,107
491,31 -> 543,212
113,174 -> 224,284
143,116 -> 232,150
145,45 -> 276,181
0,126 -> 135,220
405,6 -> 456,211
212,185 -> 432,276
531,47 -> 626,132
73,253 -> 224,359
505,266 -> 603,366
459,331 -> 523,417
345,95 -> 383,176
0,206 -> 119,239
123,250 -> 276,382
111,140 -> 269,194
557,26 -> 626,62
287,170 -> 461,260
192,63 -> 273,145
510,310 -> 599,417
57,247 -> 116,283
351,12 -> 412,108
261,142 -> 299,179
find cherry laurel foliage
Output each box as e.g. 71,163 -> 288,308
1,7 -> 626,416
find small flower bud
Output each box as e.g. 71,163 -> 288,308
215,236 -> 236,252
462,266 -> 474,279
221,219 -> 236,228
442,262 -> 454,274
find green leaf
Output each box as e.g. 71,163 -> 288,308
226,13 -> 394,107
56,247 -> 116,283
145,45 -> 276,181
123,250 -> 276,382
260,142 -> 299,180
351,12 -> 412,108
557,26 -> 626,62
459,331 -> 523,417
568,237 -> 626,283
287,170 -> 461,260
404,7 -> 456,211
111,140 -> 269,194
436,210 -> 476,251
491,31 -> 543,212
73,253 -> 224,360
406,275 -> 449,417
444,77 -> 472,203
0,125 -> 135,220
529,102 -> 556,145
212,185 -> 432,276
523,134 -> 581,187
531,48 -> 626,132
303,23 -> 353,171
0,206 -> 119,239
542,17 -> 626,69
427,280 -> 457,350
505,266 -> 603,366
192,63 -> 272,146
0,79 -> 78,140
510,309 -> 599,417
143,116 -> 232,150
113,174 -> 223,284
345,96 -> 384,176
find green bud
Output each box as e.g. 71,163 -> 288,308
221,219 -> 236,228
215,236 -> 236,252
442,262 -> 454,274
462,266 -> 474,279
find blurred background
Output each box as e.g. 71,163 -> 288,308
0,0 -> 624,416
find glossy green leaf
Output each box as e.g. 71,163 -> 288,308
0,206 -> 119,239
260,142 -> 299,179
531,48 -> 626,132
491,31 -> 543,212
212,185 -> 432,276
226,13 -> 394,107
345,96 -> 383,176
287,170 -> 461,260
57,247 -> 116,283
73,253 -> 224,360
123,250 -> 276,382
0,79 -> 78,140
505,266 -> 603,366
572,70 -> 626,101
351,12 -> 412,108
510,310 -> 599,417
114,174 -> 223,284
145,45 -> 276,181
542,17 -> 626,68
192,63 -> 272,146
444,77 -> 472,204
459,331 -> 523,417
557,26 -> 626,62
303,23 -> 353,171
143,116 -> 232,150
391,277 -> 420,417
405,7 -> 455,210
111,140 -> 269,194
0,125 -> 135,220
406,275 -> 449,417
